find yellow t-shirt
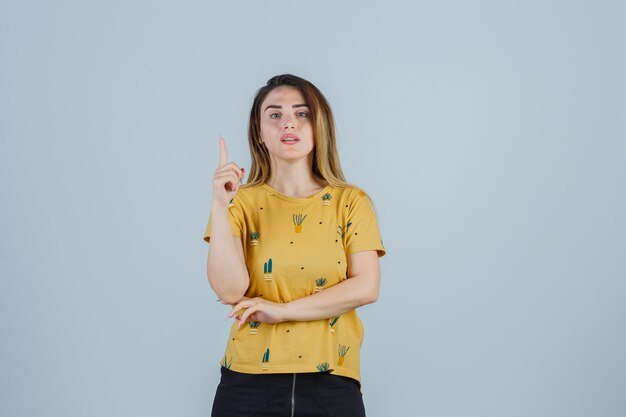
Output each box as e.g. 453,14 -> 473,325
203,182 -> 386,386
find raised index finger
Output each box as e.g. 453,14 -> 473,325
218,136 -> 228,167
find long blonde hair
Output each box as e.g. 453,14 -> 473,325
241,74 -> 378,214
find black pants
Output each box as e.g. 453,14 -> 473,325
211,366 -> 366,417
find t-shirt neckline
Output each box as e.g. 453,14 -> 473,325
261,182 -> 331,202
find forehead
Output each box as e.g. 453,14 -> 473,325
262,86 -> 306,106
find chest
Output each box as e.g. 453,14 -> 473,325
240,199 -> 350,299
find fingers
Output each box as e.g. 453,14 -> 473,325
214,169 -> 243,193
216,163 -> 244,179
218,136 -> 228,167
214,170 -> 239,189
227,297 -> 263,327
217,137 -> 246,180
228,298 -> 257,325
228,303 -> 246,318
215,135 -> 246,191
238,305 -> 260,328
228,297 -> 255,317
215,162 -> 245,183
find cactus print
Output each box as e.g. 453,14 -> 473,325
203,184 -> 386,386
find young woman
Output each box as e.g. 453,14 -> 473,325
204,74 -> 386,417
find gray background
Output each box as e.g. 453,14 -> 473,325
1,1 -> 625,416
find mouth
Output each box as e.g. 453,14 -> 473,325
281,134 -> 300,143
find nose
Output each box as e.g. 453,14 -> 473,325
283,116 -> 296,129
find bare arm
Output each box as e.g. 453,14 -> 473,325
230,250 -> 381,325
207,205 -> 249,304
207,136 -> 249,304
282,250 -> 380,321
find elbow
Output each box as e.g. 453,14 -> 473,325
352,273 -> 380,305
363,288 -> 380,305
220,291 -> 246,305
215,284 -> 248,304
368,292 -> 379,304
207,274 -> 249,305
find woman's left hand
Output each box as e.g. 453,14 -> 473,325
224,296 -> 288,329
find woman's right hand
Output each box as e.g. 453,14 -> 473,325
212,136 -> 245,208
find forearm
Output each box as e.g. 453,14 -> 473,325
283,275 -> 376,322
207,206 -> 249,303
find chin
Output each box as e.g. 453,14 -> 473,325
273,151 -> 312,161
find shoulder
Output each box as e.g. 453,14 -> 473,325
329,184 -> 371,202
331,184 -> 380,220
221,184 -> 261,214
230,183 -> 263,203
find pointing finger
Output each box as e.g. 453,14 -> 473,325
218,135 -> 228,167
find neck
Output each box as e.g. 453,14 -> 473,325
267,155 -> 326,197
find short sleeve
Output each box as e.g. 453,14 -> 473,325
344,189 -> 386,258
203,197 -> 244,243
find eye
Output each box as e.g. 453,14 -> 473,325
269,113 -> 280,119
297,111 -> 308,117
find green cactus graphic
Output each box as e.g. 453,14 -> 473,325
329,316 -> 340,333
261,348 -> 270,370
263,258 -> 273,281
293,213 -> 307,233
316,362 -> 330,372
315,277 -> 328,292
250,231 -> 260,246
228,198 -> 235,208
321,193 -> 332,206
249,321 -> 261,334
337,222 -> 352,238
337,344 -> 350,365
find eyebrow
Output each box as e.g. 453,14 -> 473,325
264,104 -> 309,111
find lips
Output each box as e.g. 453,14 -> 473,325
281,133 -> 300,142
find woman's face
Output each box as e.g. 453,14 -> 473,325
259,86 -> 314,163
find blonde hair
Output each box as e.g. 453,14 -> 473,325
241,74 -> 378,214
